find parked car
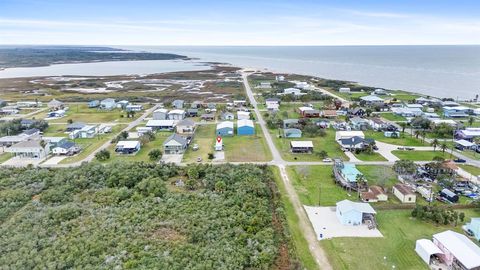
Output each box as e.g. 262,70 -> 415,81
322,158 -> 333,162
197,157 -> 202,162
454,158 -> 467,163
405,147 -> 415,150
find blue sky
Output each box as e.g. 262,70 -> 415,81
1,0 -> 479,45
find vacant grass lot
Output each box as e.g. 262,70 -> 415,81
183,124 -> 215,163
270,166 -> 318,270
60,124 -> 127,164
287,166 -> 351,206
223,125 -> 272,162
42,124 -> 68,137
392,150 -> 447,161
353,151 -> 388,161
321,208 -> 480,270
270,128 -> 348,162
0,153 -> 13,164
379,112 -> 407,122
356,165 -> 398,188
459,164 -> 480,176
364,130 -> 428,146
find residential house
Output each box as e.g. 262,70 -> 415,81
465,218 -> 480,241
266,103 -> 279,111
374,89 -> 387,95
20,119 -> 35,128
275,75 -> 285,81
392,107 -> 423,117
207,103 -> 217,110
6,139 -> 48,159
335,200 -> 376,226
153,108 -> 168,120
258,81 -> 272,88
298,107 -> 320,118
0,107 -> 19,115
186,108 -> 199,117
163,133 -> 188,154
283,128 -> 302,138
116,100 -> 129,110
88,100 -> 100,108
100,98 -> 116,110
190,100 -> 203,109
115,141 -> 141,154
237,119 -> 255,135
66,122 -> 86,132
392,184 -> 416,203
338,87 -> 350,93
0,129 -> 40,147
322,110 -> 337,118
350,117 -> 370,131
431,230 -> 480,270
43,136 -> 66,148
442,101 -> 460,107
443,106 -> 470,118
146,120 -> 175,131
51,140 -> 80,156
126,104 -> 143,112
216,121 -> 234,136
360,186 -> 388,203
136,127 -> 153,136
265,97 -> 281,106
349,107 -> 365,116
368,118 -> 388,131
176,119 -> 196,135
201,113 -> 215,121
69,125 -> 97,139
221,112 -> 234,120
237,111 -> 250,120
430,119 -> 457,127
172,100 -> 184,109
283,88 -> 302,96
290,141 -> 313,153
168,109 -> 186,120
335,130 -> 365,141
360,95 -> 384,106
456,128 -> 480,141
17,101 -> 41,108
46,110 -> 65,118
233,100 -> 247,107
339,136 -> 368,150
48,99 -> 64,110
454,139 -> 475,150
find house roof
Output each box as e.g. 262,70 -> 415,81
146,120 -> 176,127
201,113 -> 215,118
336,199 -> 376,214
283,119 -> 299,124
168,109 -> 185,115
10,139 -> 43,149
56,140 -> 75,149
164,133 -> 187,146
237,111 -> 250,116
323,110 -> 337,116
416,239 -> 444,259
116,140 -> 140,149
48,99 -> 63,106
393,184 -> 415,195
340,136 -> 365,146
455,139 -> 475,147
360,95 -> 384,102
284,128 -> 302,134
351,107 -> 365,114
217,121 -> 234,130
23,128 -> 40,135
370,186 -> 387,196
67,122 -> 86,129
290,141 -> 313,148
238,119 -> 254,128
101,98 -> 115,103
154,108 -> 168,113
337,130 -> 365,139
177,119 -> 195,126
433,230 -> 480,269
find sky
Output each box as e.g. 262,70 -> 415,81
0,0 -> 479,45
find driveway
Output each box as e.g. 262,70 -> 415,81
161,154 -> 183,164
2,157 -> 44,167
42,156 -> 68,166
304,205 -> 383,240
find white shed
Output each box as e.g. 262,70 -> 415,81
415,239 -> 444,265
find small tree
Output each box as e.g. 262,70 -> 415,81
95,149 -> 110,161
431,138 -> 439,152
316,150 -> 328,159
148,149 -> 163,161
207,153 -> 214,160
459,212 -> 465,222
67,119 -> 73,124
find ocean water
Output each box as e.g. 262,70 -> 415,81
0,59 -> 209,79
124,45 -> 480,99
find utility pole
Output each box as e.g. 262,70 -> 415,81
318,185 -> 321,206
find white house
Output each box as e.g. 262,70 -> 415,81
237,111 -> 250,120
392,184 -> 416,203
431,230 -> 480,269
168,109 -> 186,120
153,108 -> 168,120
339,87 -> 351,93
146,119 -> 176,131
115,141 -> 141,154
6,139 -> 48,159
360,95 -> 384,106
283,88 -> 302,96
335,130 -> 365,141
126,104 -> 143,112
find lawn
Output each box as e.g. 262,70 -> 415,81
458,164 -> 480,176
274,102 -> 324,120
321,208 -> 480,270
364,130 -> 428,146
42,124 -> 68,137
223,125 -> 272,162
356,165 -> 398,188
59,124 -> 127,164
270,128 -> 348,162
106,132 -> 172,163
353,151 -> 387,161
183,124 -> 215,163
287,166 -> 351,206
392,150 -> 447,161
379,112 -> 407,122
0,153 -> 13,164
270,166 -> 318,270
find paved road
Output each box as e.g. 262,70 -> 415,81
241,71 -> 332,270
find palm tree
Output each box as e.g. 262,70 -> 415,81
468,116 -> 475,126
399,122 -> 407,133
440,143 -> 448,154
431,138 -> 439,151
421,130 -> 426,143
414,130 -> 421,139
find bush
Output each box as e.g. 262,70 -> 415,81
148,149 -> 162,161
95,149 -> 110,161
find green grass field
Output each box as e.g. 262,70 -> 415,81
353,151 -> 388,161
459,164 -> 480,176
270,128 -> 348,162
0,153 -> 13,164
321,208 -> 480,270
364,130 -> 428,146
379,112 -> 407,122
223,125 -> 272,162
270,166 -> 318,270
392,150 -> 447,161
183,124 -> 215,163
287,166 -> 351,206
356,165 -> 398,188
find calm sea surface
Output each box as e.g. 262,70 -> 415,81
126,45 -> 480,99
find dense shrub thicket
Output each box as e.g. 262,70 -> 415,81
0,162 -> 295,269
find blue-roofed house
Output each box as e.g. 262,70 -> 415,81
443,106 -> 470,118
237,119 -> 255,135
336,199 -> 376,226
100,98 -> 116,110
283,128 -> 302,138
340,164 -> 363,184
465,218 -> 480,241
88,100 -> 100,108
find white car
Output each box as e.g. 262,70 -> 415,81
322,158 -> 333,162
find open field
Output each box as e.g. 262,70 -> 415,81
270,128 -> 348,162
42,124 -> 68,137
287,165 -> 351,206
223,125 -> 272,162
270,166 -> 318,270
379,112 -> 407,122
356,165 -> 398,188
392,150 -> 447,161
0,153 -> 13,163
274,103 -> 325,120
364,130 -> 428,146
459,164 -> 480,176
183,124 -> 215,163
59,124 -> 127,164
353,151 -> 388,161
321,208 -> 480,270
